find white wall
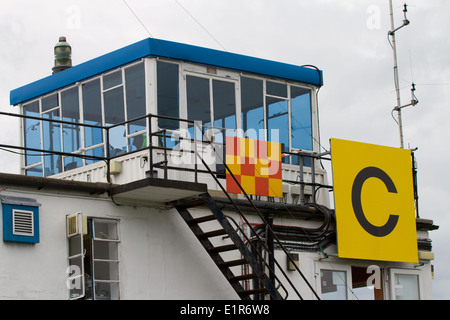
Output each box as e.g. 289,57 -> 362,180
0,186 -> 238,299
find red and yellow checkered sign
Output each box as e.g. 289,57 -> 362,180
225,136 -> 283,198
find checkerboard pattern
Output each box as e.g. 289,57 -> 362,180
225,136 -> 283,198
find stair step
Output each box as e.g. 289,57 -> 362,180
218,258 -> 248,268
207,244 -> 237,253
228,273 -> 260,282
187,215 -> 217,225
197,229 -> 228,239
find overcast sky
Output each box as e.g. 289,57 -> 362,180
1,0 -> 449,299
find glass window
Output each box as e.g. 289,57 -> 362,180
187,75 -> 211,139
125,62 -> 146,134
61,87 -> 82,170
267,81 -> 287,98
82,79 -> 104,164
395,274 -> 420,300
320,270 -> 348,300
241,77 -> 264,141
42,109 -> 62,176
41,93 -> 58,112
291,86 -> 312,166
67,217 -> 120,300
212,80 -> 236,143
103,70 -> 122,90
23,101 -> 42,168
157,61 -> 179,130
266,96 -> 289,163
104,86 -> 126,157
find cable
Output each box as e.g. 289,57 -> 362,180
174,0 -> 228,53
121,0 -> 154,38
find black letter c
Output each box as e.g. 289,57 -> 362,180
351,167 -> 399,237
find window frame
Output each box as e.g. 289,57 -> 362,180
315,262 -> 353,300
21,60 -> 146,177
389,268 -> 423,300
67,216 -> 120,300
240,75 -> 315,165
20,57 -> 317,176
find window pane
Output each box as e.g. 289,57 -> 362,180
68,234 -> 82,256
68,255 -> 84,299
241,77 -> 264,140
42,109 -> 62,176
321,270 -> 348,300
94,281 -> 120,300
267,81 -> 287,98
104,88 -> 125,125
82,80 -> 103,155
61,87 -> 82,170
266,96 -> 289,163
85,146 -> 104,165
213,80 -> 236,143
125,63 -> 146,134
395,274 -> 420,300
187,76 -> 210,139
94,261 -> 119,281
104,87 -> 126,156
23,101 -> 41,167
157,61 -> 179,130
291,87 -> 312,150
291,86 -> 312,166
93,241 -> 119,260
42,93 -> 58,112
187,76 -> 210,124
103,70 -> 122,90
94,220 -> 119,240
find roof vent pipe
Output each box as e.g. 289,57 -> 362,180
52,36 -> 72,74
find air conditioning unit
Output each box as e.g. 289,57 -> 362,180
66,213 -> 87,237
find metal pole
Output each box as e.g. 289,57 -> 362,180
389,0 -> 405,149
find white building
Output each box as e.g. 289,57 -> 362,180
1,37 -> 437,300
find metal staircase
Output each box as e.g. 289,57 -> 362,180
175,192 -> 283,300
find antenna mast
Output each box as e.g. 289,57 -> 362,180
388,1 -> 418,149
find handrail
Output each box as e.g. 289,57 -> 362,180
192,121 -> 321,300
223,213 -> 289,300
2,111 -> 332,196
1,110 -> 327,299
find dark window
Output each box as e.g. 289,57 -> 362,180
241,77 -> 264,141
157,61 -> 179,130
61,87 -> 82,170
82,79 -> 104,164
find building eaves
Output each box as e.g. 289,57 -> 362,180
0,172 -> 111,195
10,37 -> 323,105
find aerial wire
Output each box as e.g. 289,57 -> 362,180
121,0 -> 154,38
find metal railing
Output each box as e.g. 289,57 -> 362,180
0,111 -> 335,299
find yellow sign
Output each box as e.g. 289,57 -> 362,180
330,138 -> 418,263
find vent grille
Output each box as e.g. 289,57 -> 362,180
12,210 -> 34,236
67,214 -> 78,237
67,213 -> 87,237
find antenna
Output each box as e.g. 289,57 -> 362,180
388,1 -> 417,149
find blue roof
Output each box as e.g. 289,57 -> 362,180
10,38 -> 323,105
